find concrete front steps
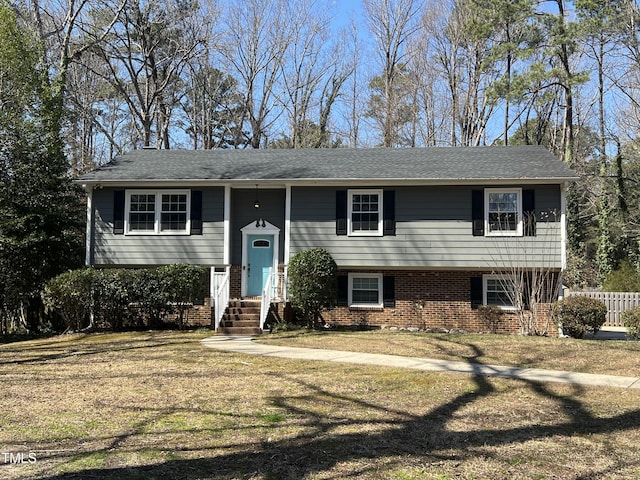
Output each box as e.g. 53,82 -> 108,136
217,299 -> 262,335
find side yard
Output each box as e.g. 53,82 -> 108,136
1,331 -> 639,480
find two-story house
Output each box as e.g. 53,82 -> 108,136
78,146 -> 577,334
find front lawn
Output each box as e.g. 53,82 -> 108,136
1,331 -> 639,479
258,329 -> 640,376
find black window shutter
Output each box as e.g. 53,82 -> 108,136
337,275 -> 348,306
113,190 -> 125,235
523,273 -> 532,310
523,189 -> 536,236
383,190 -> 396,236
336,190 -> 347,236
383,276 -> 395,307
471,190 -> 484,236
191,190 -> 203,235
470,276 -> 483,309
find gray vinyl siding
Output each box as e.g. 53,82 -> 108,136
91,187 -> 225,266
289,185 -> 563,269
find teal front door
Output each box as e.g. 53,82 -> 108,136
247,235 -> 274,296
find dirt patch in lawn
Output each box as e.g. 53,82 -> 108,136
1,331 -> 639,479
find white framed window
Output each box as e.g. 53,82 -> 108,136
485,188 -> 522,236
348,273 -> 383,307
125,190 -> 190,235
483,274 -> 516,310
252,239 -> 270,248
348,189 -> 383,236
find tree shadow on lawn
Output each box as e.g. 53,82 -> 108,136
38,338 -> 640,479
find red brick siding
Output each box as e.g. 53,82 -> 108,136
164,296 -> 214,328
315,270 -> 557,336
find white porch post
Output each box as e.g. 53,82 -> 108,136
223,185 -> 231,266
284,184 -> 291,265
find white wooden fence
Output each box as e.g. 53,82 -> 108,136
567,291 -> 640,327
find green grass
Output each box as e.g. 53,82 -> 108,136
0,330 -> 639,479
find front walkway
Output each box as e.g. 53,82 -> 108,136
201,335 -> 640,390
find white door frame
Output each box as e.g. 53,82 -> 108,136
240,220 -> 280,297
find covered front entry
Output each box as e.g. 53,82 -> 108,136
241,220 -> 280,297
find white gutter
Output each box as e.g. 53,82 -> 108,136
75,177 -> 579,190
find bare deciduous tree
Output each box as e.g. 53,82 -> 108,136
83,0 -> 209,149
222,0 -> 291,149
364,0 -> 424,147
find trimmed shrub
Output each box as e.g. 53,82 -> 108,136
42,269 -> 95,331
553,296 -> 608,339
93,269 -> 136,330
132,268 -> 171,328
287,248 -> 337,328
157,264 -> 207,328
622,306 -> 640,340
43,264 -> 208,332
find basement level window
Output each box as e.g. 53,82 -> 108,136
348,273 -> 383,308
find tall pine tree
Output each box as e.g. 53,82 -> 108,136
0,2 -> 84,333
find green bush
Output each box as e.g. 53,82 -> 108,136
93,269 -> 135,330
133,268 -> 171,327
43,264 -> 208,331
603,260 -> 640,292
622,306 -> 640,340
553,296 -> 608,339
158,264 -> 207,328
42,269 -> 95,331
287,248 -> 337,328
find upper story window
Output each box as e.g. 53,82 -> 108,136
348,189 -> 383,236
125,190 -> 190,235
485,188 -> 523,236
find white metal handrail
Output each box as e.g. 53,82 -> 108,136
260,268 -> 274,331
212,269 -> 230,330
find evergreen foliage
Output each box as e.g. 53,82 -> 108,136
553,296 -> 608,339
602,260 -> 640,292
621,306 -> 640,340
0,2 -> 84,333
42,265 -> 208,332
287,248 -> 338,328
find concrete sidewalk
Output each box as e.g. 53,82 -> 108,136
201,335 -> 640,390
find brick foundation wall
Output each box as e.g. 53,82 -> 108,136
164,296 -> 214,328
230,265 -> 242,299
277,270 -> 558,336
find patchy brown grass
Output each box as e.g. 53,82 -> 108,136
258,329 -> 640,376
0,330 -> 639,480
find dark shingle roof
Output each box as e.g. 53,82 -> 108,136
77,146 -> 577,185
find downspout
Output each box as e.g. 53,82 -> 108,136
558,182 -> 568,337
83,185 -> 95,329
84,185 -> 94,267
